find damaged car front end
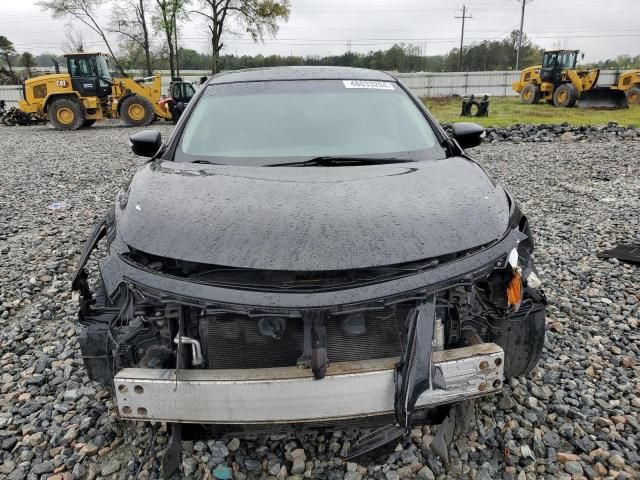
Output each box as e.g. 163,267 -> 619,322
72,67 -> 546,469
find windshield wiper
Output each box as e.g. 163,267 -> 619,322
192,159 -> 221,165
267,156 -> 413,167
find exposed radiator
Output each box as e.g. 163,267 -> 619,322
199,303 -> 413,369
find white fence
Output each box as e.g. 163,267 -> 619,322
395,71 -> 520,97
1,69 -> 625,105
394,70 -> 621,96
0,86 -> 23,106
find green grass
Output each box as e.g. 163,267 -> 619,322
422,96 -> 640,128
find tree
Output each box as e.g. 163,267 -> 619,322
99,32 -> 551,74
34,53 -> 65,68
172,6 -> 188,77
153,0 -> 184,79
36,0 -> 127,76
110,0 -> 154,75
20,52 -> 37,78
0,36 -> 19,83
118,40 -> 151,70
589,54 -> 640,70
193,0 -> 290,74
65,26 -> 86,52
178,47 -> 209,69
442,31 -> 542,71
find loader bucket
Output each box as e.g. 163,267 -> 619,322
578,89 -> 628,109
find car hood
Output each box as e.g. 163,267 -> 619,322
116,158 -> 510,271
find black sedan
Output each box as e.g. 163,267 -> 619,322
72,66 -> 546,465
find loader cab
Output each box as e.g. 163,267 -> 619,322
65,52 -> 113,98
171,81 -> 195,107
540,50 -> 579,84
168,80 -> 196,121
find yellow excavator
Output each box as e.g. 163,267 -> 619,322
17,52 -> 193,130
513,50 -> 639,109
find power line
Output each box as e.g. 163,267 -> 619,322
454,5 -> 472,72
10,33 -> 640,50
7,27 -> 640,38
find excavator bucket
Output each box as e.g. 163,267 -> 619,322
579,88 -> 628,109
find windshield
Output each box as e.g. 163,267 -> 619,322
95,55 -> 112,82
543,51 -> 577,70
558,51 -> 577,69
175,79 -> 445,166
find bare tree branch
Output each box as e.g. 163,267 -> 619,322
110,0 -> 154,75
37,0 -> 128,76
64,25 -> 86,52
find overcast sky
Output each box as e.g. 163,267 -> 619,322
1,0 -> 639,64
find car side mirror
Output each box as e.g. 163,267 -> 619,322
451,122 -> 485,149
130,130 -> 162,157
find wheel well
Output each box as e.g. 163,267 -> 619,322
44,94 -> 81,113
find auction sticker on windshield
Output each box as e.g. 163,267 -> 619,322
343,80 -> 395,90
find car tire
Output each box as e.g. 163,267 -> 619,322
492,305 -> 546,378
627,86 -> 640,105
520,83 -> 541,104
121,95 -> 155,127
82,119 -> 96,128
553,83 -> 578,107
48,97 -> 86,130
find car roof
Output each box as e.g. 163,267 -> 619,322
207,66 -> 397,85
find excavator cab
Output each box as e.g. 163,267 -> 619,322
65,53 -> 113,98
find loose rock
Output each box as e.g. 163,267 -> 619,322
0,122 -> 638,480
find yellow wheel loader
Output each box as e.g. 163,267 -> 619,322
17,52 -> 186,130
617,70 -> 640,106
513,50 -> 637,109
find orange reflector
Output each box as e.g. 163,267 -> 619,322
507,269 -> 523,309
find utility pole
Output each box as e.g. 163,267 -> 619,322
424,42 -> 428,72
515,0 -> 531,70
455,5 -> 472,72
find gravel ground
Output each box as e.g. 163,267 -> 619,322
0,122 -> 638,480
